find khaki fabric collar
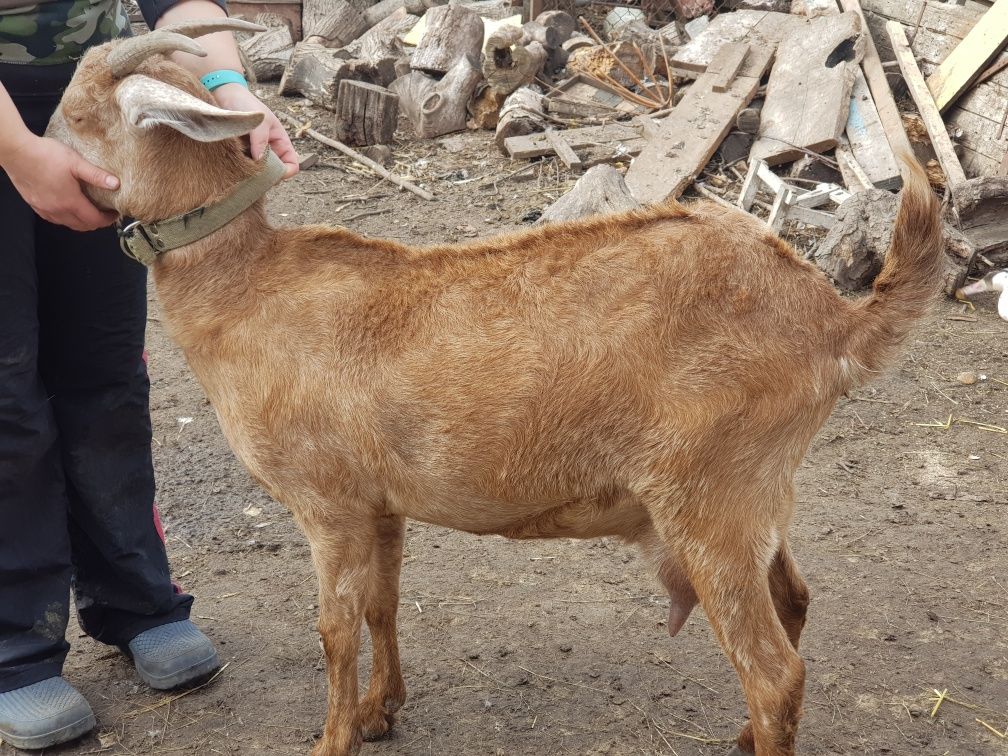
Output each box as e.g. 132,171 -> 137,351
117,149 -> 286,266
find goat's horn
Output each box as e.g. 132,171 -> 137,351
108,31 -> 208,78
157,18 -> 268,38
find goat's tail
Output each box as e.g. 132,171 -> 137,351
842,155 -> 944,387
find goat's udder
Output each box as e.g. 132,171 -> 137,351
667,592 -> 698,637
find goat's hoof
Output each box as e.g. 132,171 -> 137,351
359,698 -> 394,741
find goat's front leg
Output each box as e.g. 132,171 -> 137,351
359,513 -> 407,741
305,514 -> 374,756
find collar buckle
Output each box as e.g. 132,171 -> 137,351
117,219 -> 158,265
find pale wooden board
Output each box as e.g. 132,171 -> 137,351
710,44 -> 749,92
845,68 -> 902,188
749,12 -> 863,165
926,0 -> 1008,111
839,0 -> 915,157
503,122 -> 644,159
887,21 -> 969,186
861,0 -> 925,24
670,10 -> 797,71
625,43 -> 774,203
944,107 -> 1008,160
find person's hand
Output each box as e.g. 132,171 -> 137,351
213,83 -> 299,179
2,132 -> 119,231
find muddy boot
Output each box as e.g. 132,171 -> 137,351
0,677 -> 96,750
125,620 -> 220,690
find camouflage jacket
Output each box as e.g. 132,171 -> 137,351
0,0 -> 226,67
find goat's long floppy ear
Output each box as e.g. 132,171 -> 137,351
116,75 -> 264,142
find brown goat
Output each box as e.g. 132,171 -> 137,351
48,25 -> 944,756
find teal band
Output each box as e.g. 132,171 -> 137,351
200,69 -> 248,92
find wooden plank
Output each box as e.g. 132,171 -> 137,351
710,44 -> 749,92
861,0 -> 925,25
504,122 -> 644,159
839,0 -> 915,159
887,21 -> 969,187
545,130 -> 582,169
670,10 -> 798,72
750,12 -> 863,165
625,43 -> 774,203
845,68 -> 902,188
926,0 -> 1008,111
997,148 -> 1008,177
835,138 -> 875,190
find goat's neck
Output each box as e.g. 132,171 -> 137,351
151,202 -> 276,355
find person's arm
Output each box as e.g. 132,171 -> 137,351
0,84 -> 120,231
153,0 -> 300,177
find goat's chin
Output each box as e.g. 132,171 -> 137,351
83,185 -> 118,213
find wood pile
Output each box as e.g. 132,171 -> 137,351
253,0 -> 1008,296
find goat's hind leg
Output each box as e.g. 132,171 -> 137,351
652,507 -> 805,756
358,513 -> 407,741
303,510 -> 375,756
734,540 -> 810,754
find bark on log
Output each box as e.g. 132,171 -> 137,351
539,165 -> 641,223
343,9 -> 416,61
482,25 -> 546,96
240,24 -> 294,82
410,4 -> 484,75
460,0 -> 520,20
494,86 -> 545,155
364,0 -> 407,26
334,80 -> 400,146
403,0 -> 446,14
391,54 -> 483,138
303,0 -> 368,47
279,42 -> 388,108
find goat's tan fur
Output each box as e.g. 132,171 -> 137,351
50,41 -> 945,756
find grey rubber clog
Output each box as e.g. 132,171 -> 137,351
0,677 -> 96,750
126,620 -> 220,690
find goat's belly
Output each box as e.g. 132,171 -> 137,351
391,490 -> 651,541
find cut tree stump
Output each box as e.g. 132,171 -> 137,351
303,0 -> 369,47
279,42 -> 389,108
391,54 -> 483,138
539,165 -> 641,223
410,4 -> 484,75
749,12 -> 864,165
240,23 -> 294,81
494,86 -> 546,154
625,42 -> 774,203
483,25 -> 547,96
334,80 -> 400,146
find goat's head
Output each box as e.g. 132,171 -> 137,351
48,19 -> 267,222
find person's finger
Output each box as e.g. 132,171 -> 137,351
269,125 -> 300,178
69,154 -> 119,191
249,121 -> 270,161
70,192 -> 117,230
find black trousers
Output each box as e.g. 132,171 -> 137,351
0,64 -> 192,694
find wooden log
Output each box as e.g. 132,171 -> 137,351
610,19 -> 677,77
926,0 -> 1008,112
279,42 -> 387,108
539,165 -> 640,223
625,43 -> 774,203
568,42 -> 645,88
749,12 -> 864,165
460,0 -> 520,20
240,23 -> 294,82
467,84 -> 509,130
334,80 -> 400,146
494,86 -> 546,155
483,25 -> 547,96
364,0 -> 408,26
410,4 -> 484,75
303,0 -> 369,47
837,0 -> 914,164
391,54 -> 483,138
345,10 -> 416,58
229,1 -> 302,41
562,33 -> 593,54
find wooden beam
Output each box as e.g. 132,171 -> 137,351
545,130 -> 582,169
886,21 -> 968,188
710,43 -> 749,92
625,43 -> 773,203
503,122 -> 644,160
926,0 -> 1008,113
838,0 -> 914,160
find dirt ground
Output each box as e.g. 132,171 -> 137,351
5,100 -> 1007,756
